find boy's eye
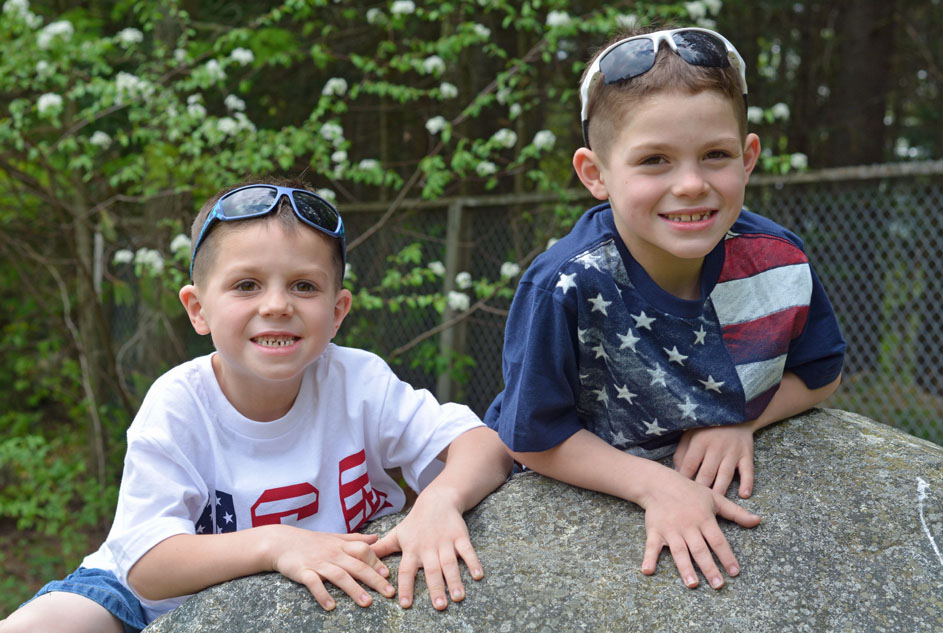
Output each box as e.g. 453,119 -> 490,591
293,280 -> 318,293
705,149 -> 734,160
234,280 -> 259,292
639,155 -> 667,166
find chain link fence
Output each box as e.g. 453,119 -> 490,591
341,161 -> 943,445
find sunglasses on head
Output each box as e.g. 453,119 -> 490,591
189,184 -> 346,280
579,27 -> 749,148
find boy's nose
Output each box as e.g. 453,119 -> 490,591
259,288 -> 293,317
672,165 -> 710,198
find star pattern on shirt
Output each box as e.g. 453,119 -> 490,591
611,430 -> 631,448
700,375 -> 724,392
589,293 -> 612,315
693,326 -> 707,345
677,397 -> 698,420
577,252 -> 604,272
592,343 -> 609,360
632,311 -> 655,330
594,386 -> 609,406
222,512 -> 234,524
615,384 -> 637,404
618,328 -> 640,351
648,364 -> 667,387
643,418 -> 667,436
664,346 -> 688,366
557,272 -> 577,294
578,328 -> 587,344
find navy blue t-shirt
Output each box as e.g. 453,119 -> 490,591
484,204 -> 845,459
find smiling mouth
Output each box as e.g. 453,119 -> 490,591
662,211 -> 715,223
252,336 -> 300,348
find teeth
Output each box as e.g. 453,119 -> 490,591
254,336 -> 297,347
669,212 -> 711,223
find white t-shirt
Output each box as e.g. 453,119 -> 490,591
82,344 -> 483,622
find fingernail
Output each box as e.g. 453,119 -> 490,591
711,576 -> 724,589
452,588 -> 464,599
472,567 -> 483,579
685,575 -> 697,587
360,593 -> 371,605
729,565 -> 740,576
385,584 -> 395,596
325,600 -> 335,610
435,597 -> 447,609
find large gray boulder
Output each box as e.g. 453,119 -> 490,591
145,409 -> 943,632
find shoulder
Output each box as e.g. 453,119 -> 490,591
126,355 -> 216,443
731,209 -> 806,250
318,343 -> 393,378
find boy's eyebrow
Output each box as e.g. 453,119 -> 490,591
629,136 -> 743,152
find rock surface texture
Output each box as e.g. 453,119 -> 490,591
145,409 -> 943,633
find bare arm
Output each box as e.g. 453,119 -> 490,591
127,524 -> 394,610
510,429 -> 760,590
372,426 -> 512,609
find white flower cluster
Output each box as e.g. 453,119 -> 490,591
532,129 -> 556,151
113,249 -> 134,264
545,11 -> 571,27
616,14 -> 640,29
366,8 -> 384,24
500,262 -> 521,278
204,59 -> 226,82
331,150 -> 347,163
358,158 -> 380,171
316,188 -> 337,203
89,130 -> 112,148
187,94 -> 206,119
390,0 -> 415,15
428,260 -> 446,276
37,20 -> 73,49
425,116 -> 448,135
116,27 -> 143,46
322,77 -> 348,96
473,23 -> 490,39
789,152 -> 808,170
492,128 -> 517,148
170,234 -> 192,255
3,0 -> 42,27
685,0 -> 722,25
224,94 -> 245,112
37,93 -> 62,116
133,248 -> 164,274
421,55 -> 445,75
455,271 -> 472,289
476,161 -> 497,177
116,72 -> 152,103
320,122 -> 345,146
439,82 -> 458,99
230,48 -> 254,66
747,106 -> 764,124
447,290 -> 470,312
771,102 -> 790,120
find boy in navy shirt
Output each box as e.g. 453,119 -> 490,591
486,27 -> 844,590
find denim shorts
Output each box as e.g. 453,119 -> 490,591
27,566 -> 148,633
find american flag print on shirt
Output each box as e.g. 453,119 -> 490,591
569,230 -> 813,452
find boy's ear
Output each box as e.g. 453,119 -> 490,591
742,132 -> 761,181
179,284 -> 211,335
572,148 -> 611,201
331,288 -> 353,339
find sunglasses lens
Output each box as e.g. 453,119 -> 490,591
220,186 -> 279,218
292,191 -> 342,234
599,38 -> 655,85
672,30 -> 730,68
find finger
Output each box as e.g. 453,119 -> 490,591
319,563 -> 375,608
702,523 -> 741,579
298,569 -> 336,611
694,450 -> 722,489
396,554 -> 419,609
422,553 -> 449,610
371,530 -> 401,559
666,535 -> 699,588
455,537 -> 484,581
339,532 -> 379,543
343,540 -> 390,578
685,530 -> 725,590
715,495 -> 762,528
438,543 -> 466,603
672,434 -> 690,471
712,456 -> 738,497
641,532 -> 664,576
676,441 -> 705,480
738,453 -> 754,499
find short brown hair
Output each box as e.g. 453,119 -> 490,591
581,27 -> 748,163
189,177 -> 345,289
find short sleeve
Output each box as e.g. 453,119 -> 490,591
484,281 -> 584,452
785,262 -> 846,388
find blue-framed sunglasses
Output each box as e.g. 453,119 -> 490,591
189,184 -> 346,280
579,27 -> 749,148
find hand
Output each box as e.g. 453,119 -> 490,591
639,469 -> 761,589
267,527 -> 395,610
674,423 -> 756,498
371,487 -> 483,610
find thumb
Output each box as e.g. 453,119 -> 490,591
370,529 -> 402,558
716,495 -> 762,529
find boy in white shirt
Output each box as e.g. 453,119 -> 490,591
2,179 -> 512,633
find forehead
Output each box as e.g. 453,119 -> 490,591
615,89 -> 742,144
211,220 -> 335,269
